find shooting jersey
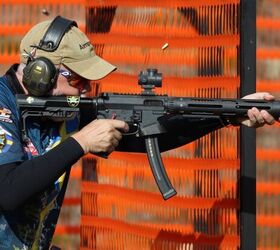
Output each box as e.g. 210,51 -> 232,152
0,65 -> 79,249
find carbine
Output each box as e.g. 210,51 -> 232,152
16,69 -> 280,200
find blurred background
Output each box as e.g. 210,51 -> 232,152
0,0 -> 280,249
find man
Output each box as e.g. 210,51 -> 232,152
0,16 -> 275,249
0,16 -> 129,249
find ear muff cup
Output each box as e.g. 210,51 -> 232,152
22,57 -> 58,96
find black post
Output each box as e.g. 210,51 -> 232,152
239,0 -> 256,249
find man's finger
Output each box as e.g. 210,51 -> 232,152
242,92 -> 275,100
108,119 -> 129,132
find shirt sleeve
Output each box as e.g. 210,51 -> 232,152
0,78 -> 85,211
0,137 -> 84,211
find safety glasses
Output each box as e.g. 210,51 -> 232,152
59,69 -> 72,79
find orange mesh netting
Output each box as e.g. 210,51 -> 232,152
256,0 -> 280,249
3,1 -> 280,249
82,1 -> 241,249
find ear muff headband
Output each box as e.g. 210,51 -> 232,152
22,16 -> 77,96
37,16 -> 77,52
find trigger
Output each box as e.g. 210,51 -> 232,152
111,112 -> 117,119
123,123 -> 138,136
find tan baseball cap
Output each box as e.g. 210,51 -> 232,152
20,19 -> 116,80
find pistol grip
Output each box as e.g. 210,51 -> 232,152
145,137 -> 177,200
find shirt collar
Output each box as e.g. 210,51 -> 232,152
5,64 -> 25,95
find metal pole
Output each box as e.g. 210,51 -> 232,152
239,0 -> 256,249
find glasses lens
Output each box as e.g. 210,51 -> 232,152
59,69 -> 72,78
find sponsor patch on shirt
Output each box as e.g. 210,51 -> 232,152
0,126 -> 13,153
24,138 -> 38,156
0,107 -> 12,123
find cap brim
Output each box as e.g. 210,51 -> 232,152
63,55 -> 116,80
